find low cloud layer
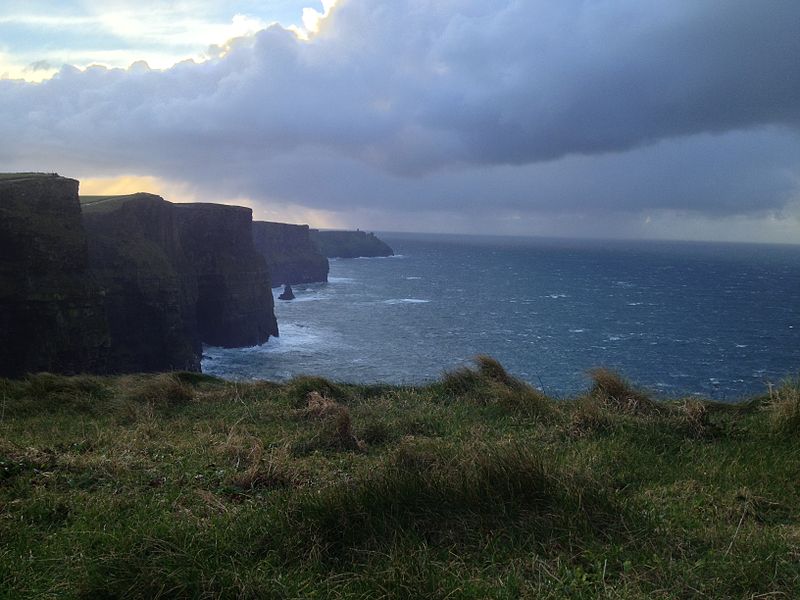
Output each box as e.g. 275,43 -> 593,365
1,0 -> 799,241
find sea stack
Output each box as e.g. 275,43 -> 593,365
278,284 -> 295,300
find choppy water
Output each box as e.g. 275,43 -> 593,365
203,234 -> 800,400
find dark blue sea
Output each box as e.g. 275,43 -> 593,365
203,234 -> 800,400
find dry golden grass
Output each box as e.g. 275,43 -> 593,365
770,377 -> 800,434
588,367 -> 660,415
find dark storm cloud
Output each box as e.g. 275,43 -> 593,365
1,0 -> 798,228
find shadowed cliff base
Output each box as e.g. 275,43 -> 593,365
1,359 -> 798,598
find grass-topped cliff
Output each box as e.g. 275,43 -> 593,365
1,358 -> 798,598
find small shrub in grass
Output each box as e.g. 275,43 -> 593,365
770,377 -> 800,435
292,392 -> 366,454
285,375 -> 349,407
681,398 -> 714,438
215,432 -> 264,469
302,390 -> 342,419
589,368 -> 659,415
568,396 -> 616,437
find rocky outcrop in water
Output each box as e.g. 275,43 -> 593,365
310,230 -> 394,258
252,221 -> 329,285
0,174 -> 109,377
278,285 -> 295,300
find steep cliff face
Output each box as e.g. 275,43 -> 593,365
252,221 -> 329,286
0,174 -> 109,377
1,176 -> 279,377
81,194 -> 201,373
175,204 -> 278,347
310,230 -> 394,259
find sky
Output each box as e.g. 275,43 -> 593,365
1,0 -> 799,243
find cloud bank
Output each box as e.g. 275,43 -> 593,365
1,0 -> 799,241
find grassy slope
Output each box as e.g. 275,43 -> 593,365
1,360 -> 798,599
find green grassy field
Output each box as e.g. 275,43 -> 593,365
1,358 -> 798,599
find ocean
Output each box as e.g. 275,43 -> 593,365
202,233 -> 800,400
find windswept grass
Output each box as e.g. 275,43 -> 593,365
770,377 -> 800,434
1,360 -> 798,598
588,367 -> 660,415
275,440 -> 623,565
439,355 -> 555,419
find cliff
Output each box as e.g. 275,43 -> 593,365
310,229 -> 394,258
84,197 -> 279,361
175,204 -> 278,348
0,174 -> 109,377
0,174 -> 281,377
81,194 -> 201,373
252,221 -> 329,286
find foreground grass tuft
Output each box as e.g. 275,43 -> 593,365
588,367 -> 659,415
440,355 -> 555,419
292,391 -> 366,454
770,377 -> 800,434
